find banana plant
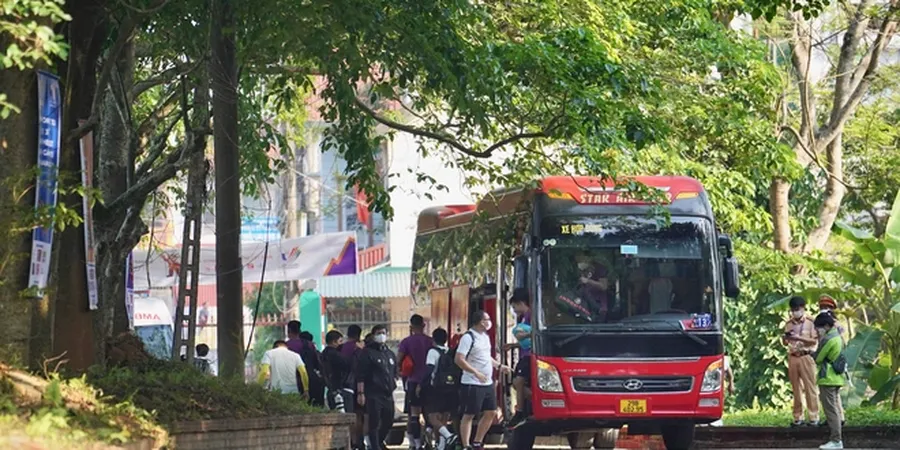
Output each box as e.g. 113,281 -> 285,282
826,191 -> 900,408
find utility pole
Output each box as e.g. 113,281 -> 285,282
210,0 -> 243,379
281,143 -> 299,312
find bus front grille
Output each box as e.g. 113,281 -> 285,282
571,376 -> 694,393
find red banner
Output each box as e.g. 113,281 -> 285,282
354,184 -> 372,229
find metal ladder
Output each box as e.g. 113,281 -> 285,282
172,154 -> 208,364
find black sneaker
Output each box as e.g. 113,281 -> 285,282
507,411 -> 528,429
791,420 -> 804,427
472,443 -> 484,450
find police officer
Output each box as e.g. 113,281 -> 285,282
356,324 -> 398,450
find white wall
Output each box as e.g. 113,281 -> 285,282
385,132 -> 502,267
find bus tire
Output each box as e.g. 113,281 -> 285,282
566,432 -> 594,449
661,424 -> 695,450
593,428 -> 620,449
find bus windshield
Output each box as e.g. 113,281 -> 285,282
538,215 -> 718,331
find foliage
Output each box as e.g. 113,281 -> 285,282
723,405 -> 900,427
87,358 -> 323,426
0,169 -> 99,292
0,365 -> 166,448
843,90 -> 900,236
0,0 -> 70,117
723,241 -> 826,411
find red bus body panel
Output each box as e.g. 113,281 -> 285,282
530,355 -> 724,422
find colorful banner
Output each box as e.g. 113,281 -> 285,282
79,127 -> 99,310
131,232 -> 358,290
28,71 -> 62,295
125,252 -> 135,330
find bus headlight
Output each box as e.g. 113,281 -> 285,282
537,359 -> 563,393
701,359 -> 723,393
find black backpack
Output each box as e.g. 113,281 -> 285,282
431,331 -> 473,389
827,336 -> 848,375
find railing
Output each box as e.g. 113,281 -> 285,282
357,243 -> 387,271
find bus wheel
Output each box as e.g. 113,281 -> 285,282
593,428 -> 620,449
661,424 -> 695,450
566,432 -> 594,449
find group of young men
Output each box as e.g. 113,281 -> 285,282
783,294 -> 847,450
257,289 -> 534,450
391,288 -> 533,450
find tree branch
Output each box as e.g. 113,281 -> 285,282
130,59 -> 204,99
135,116 -> 180,179
67,16 -> 137,144
816,7 -> 898,150
831,0 -> 873,119
353,96 -> 563,158
136,87 -> 179,143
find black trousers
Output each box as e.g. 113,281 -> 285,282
366,394 -> 395,448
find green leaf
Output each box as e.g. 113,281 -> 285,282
834,221 -> 875,243
844,326 -> 886,407
867,354 -> 892,392
892,302 -> 900,313
884,190 -> 900,265
867,374 -> 900,406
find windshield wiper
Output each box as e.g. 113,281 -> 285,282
552,323 -> 625,347
626,318 -> 708,347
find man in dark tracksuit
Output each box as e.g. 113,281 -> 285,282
356,324 -> 398,450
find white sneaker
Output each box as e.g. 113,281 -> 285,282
819,441 -> 843,449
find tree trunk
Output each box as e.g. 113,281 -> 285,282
211,0 -> 244,379
769,179 -> 792,252
803,135 -> 846,253
47,0 -> 109,371
0,58 -> 44,367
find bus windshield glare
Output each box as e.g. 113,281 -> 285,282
538,215 -> 718,331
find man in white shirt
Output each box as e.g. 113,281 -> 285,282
258,340 -> 309,396
454,310 -> 510,450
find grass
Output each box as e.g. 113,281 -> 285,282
0,366 -> 168,448
86,358 -> 325,425
724,406 -> 900,427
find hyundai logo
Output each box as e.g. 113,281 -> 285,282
623,379 -> 643,391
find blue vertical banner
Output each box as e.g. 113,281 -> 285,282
28,71 -> 62,296
125,252 -> 135,330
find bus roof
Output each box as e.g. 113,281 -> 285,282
416,175 -> 706,234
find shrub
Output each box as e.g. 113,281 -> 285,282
724,406 -> 900,427
87,358 -> 323,425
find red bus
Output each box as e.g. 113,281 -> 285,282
411,176 -> 739,449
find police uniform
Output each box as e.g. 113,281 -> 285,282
783,314 -> 819,424
356,341 -> 398,449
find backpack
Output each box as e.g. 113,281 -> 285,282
431,331 -> 473,389
400,354 -> 415,378
826,335 -> 848,375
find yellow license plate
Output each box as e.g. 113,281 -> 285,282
619,399 -> 648,414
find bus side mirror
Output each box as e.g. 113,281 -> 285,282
723,257 -> 740,298
513,256 -> 528,290
718,234 -> 734,258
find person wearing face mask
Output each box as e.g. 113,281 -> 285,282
818,295 -> 846,427
455,310 -> 511,450
814,312 -> 845,450
356,325 -> 398,450
782,296 -> 820,427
